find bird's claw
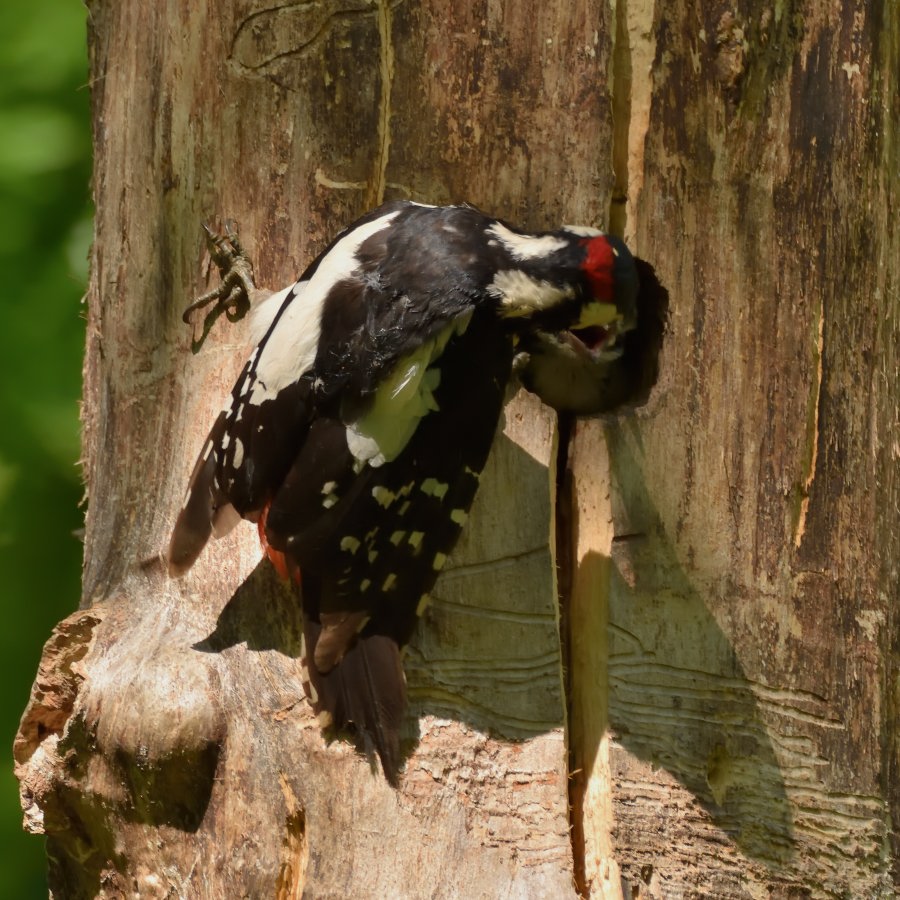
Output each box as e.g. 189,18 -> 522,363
183,222 -> 256,353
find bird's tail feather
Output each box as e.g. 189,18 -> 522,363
302,620 -> 407,785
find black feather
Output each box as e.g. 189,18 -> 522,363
168,413 -> 233,575
304,615 -> 406,784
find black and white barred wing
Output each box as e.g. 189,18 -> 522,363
166,277 -> 313,575
265,306 -> 514,652
267,306 -> 514,782
167,207 -> 412,576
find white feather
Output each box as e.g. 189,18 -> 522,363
488,269 -> 576,316
345,312 -> 472,467
561,224 -> 605,237
487,222 -> 567,260
248,283 -> 299,347
248,210 -> 402,405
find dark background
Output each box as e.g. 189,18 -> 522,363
0,1 -> 91,895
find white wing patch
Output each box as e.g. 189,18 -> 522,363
248,282 -> 302,347
248,210 -> 402,406
372,486 -> 396,508
450,508 -> 468,525
562,224 -> 605,237
345,311 -> 473,467
488,269 -> 576,316
420,478 -> 449,499
487,222 -> 567,260
232,437 -> 245,468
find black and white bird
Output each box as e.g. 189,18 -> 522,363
167,200 -> 640,783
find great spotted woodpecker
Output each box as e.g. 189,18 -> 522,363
167,201 -> 639,783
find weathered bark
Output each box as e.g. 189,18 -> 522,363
14,0 -> 898,898
567,2 -> 899,898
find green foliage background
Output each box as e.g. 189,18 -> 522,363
0,1 -> 92,895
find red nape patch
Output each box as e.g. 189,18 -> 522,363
258,502 -> 301,586
580,236 -> 615,301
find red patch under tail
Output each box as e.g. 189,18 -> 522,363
257,501 -> 301,586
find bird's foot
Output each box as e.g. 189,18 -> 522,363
183,222 -> 256,352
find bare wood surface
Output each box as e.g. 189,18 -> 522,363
567,1 -> 899,897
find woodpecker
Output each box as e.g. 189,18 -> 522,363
168,201 -> 639,783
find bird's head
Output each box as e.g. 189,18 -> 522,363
564,230 -> 638,360
485,222 -> 638,360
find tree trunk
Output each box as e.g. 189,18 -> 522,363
14,0 -> 897,898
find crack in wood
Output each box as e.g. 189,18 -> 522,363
367,0 -> 394,208
554,412 -> 586,896
276,774 -> 308,899
438,545 -> 550,581
425,593 -> 556,624
230,2 -> 375,72
608,0 -> 633,241
794,297 -> 825,548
